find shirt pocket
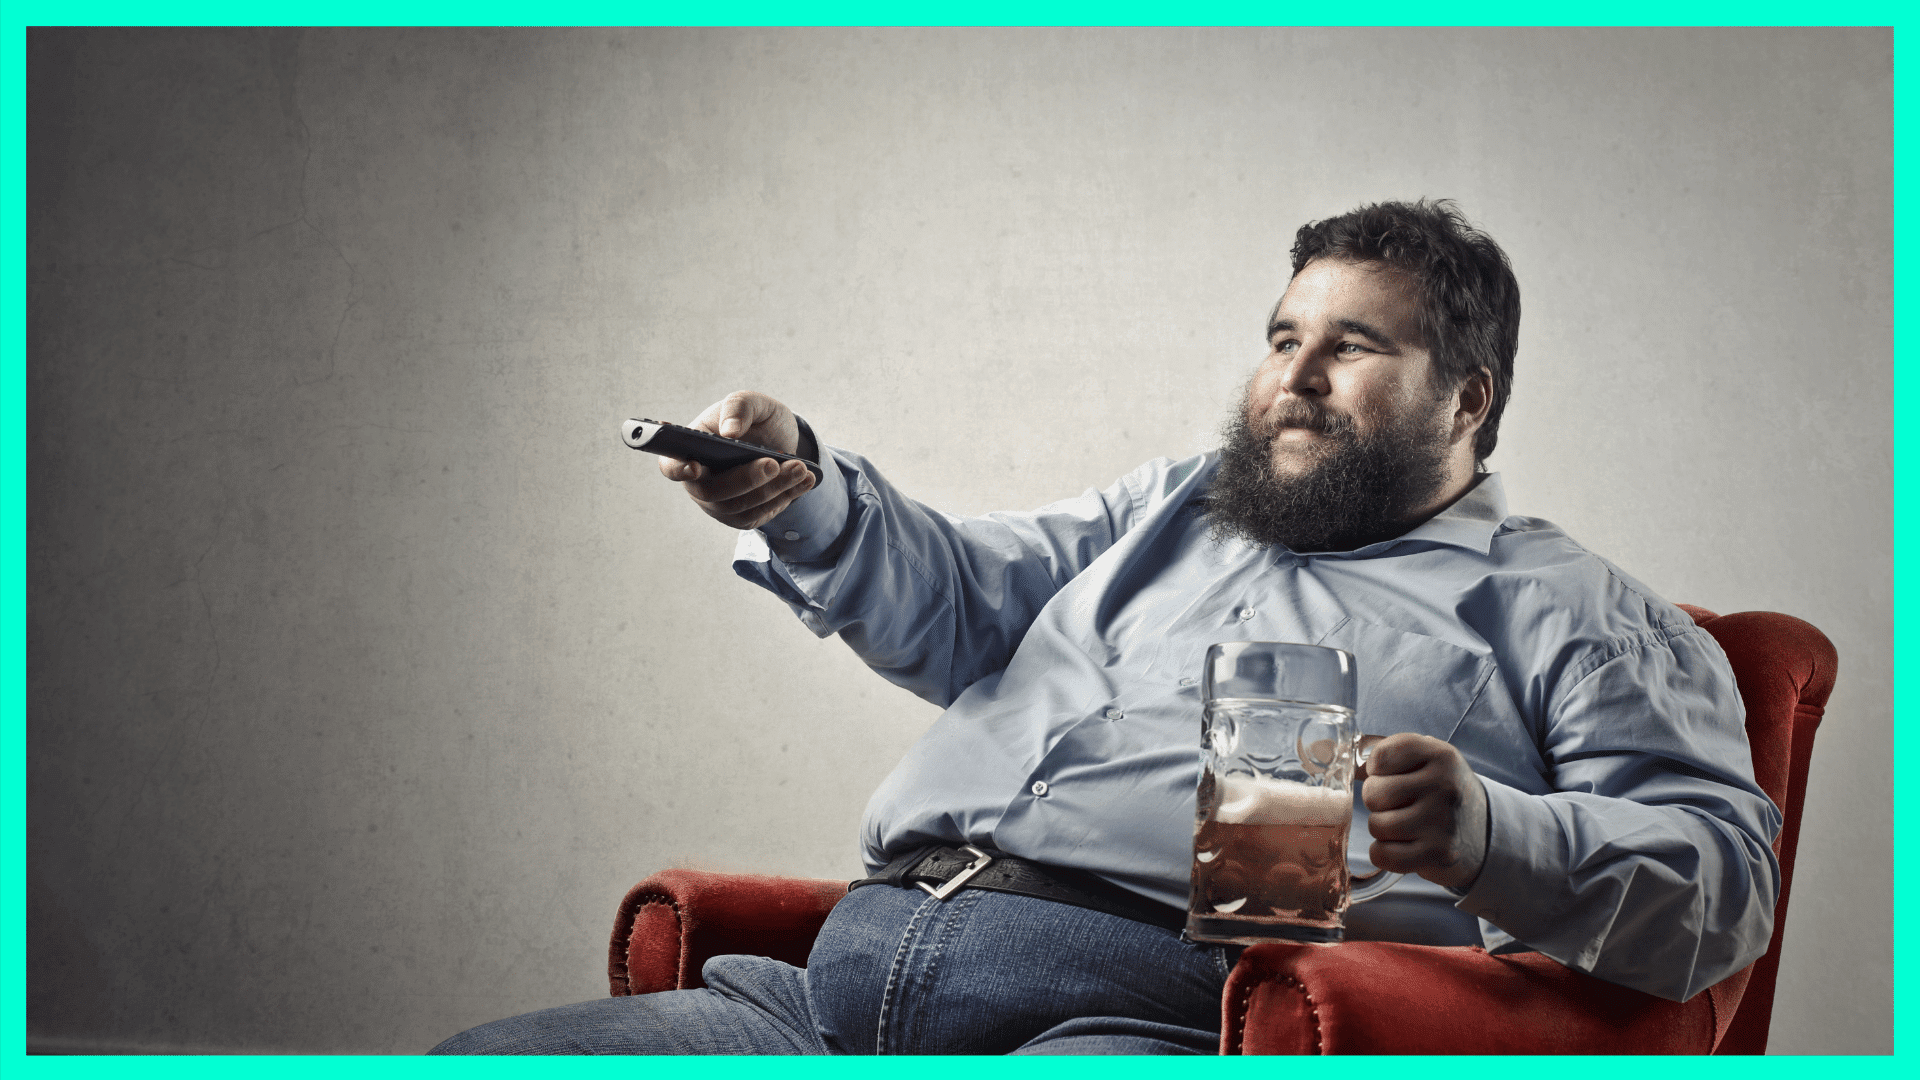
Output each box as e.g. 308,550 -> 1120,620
1316,618 -> 1496,743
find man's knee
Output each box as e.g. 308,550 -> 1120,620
426,986 -> 813,1055
427,1005 -> 597,1055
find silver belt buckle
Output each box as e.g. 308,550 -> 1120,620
918,844 -> 994,901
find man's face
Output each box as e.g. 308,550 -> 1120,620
1246,257 -> 1447,471
1207,257 -> 1462,553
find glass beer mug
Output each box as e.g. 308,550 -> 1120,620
1186,641 -> 1401,944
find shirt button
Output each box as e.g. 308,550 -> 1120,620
1238,608 -> 1256,621
1030,780 -> 1049,797
1104,708 -> 1124,721
1179,677 -> 1196,687
782,530 -> 801,541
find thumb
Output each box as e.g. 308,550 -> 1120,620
716,391 -> 772,438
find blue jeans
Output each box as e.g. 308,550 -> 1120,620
430,883 -> 1237,1054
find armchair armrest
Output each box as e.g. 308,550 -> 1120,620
1222,941 -> 1731,1054
608,869 -> 847,996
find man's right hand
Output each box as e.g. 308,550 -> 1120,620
657,390 -> 818,530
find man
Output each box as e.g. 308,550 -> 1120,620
432,200 -> 1779,1055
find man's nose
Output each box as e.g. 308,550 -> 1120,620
1270,345 -> 1332,396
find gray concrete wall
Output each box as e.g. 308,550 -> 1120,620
26,27 -> 1891,1054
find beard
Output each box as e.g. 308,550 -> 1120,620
1206,389 -> 1456,553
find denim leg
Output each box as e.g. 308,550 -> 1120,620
810,884 -> 1232,1055
426,954 -> 824,1055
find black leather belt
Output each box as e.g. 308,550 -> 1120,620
849,844 -> 1189,932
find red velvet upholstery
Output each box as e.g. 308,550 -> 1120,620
1223,944 -> 1716,1054
611,608 -> 1836,1054
608,870 -> 846,995
1694,609 -> 1838,1053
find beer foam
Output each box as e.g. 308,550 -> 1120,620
1213,774 -> 1349,827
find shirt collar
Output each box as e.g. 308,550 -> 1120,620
1344,472 -> 1508,558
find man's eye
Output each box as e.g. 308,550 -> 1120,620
1336,342 -> 1369,355
1271,340 -> 1298,354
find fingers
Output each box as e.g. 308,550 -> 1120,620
680,456 -> 808,507
1368,814 -> 1484,887
1361,732 -> 1444,781
1360,733 -> 1489,888
1367,822 -> 1481,887
686,458 -> 816,529
1361,734 -> 1464,817
656,455 -> 703,483
1361,742 -> 1444,810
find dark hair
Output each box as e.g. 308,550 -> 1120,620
1289,199 -> 1519,464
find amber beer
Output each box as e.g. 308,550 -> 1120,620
1188,703 -> 1359,943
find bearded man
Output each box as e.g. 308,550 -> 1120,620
432,200 -> 1779,1055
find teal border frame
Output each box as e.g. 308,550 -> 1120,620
2,5 -> 1907,1074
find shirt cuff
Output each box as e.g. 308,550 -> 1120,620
753,420 -> 851,563
1451,774 -> 1560,930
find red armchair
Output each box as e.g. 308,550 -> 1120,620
608,608 -> 1836,1054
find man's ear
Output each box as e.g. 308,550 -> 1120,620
1451,369 -> 1493,445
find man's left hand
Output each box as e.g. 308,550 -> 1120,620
1361,733 -> 1490,890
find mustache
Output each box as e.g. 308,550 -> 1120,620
1256,399 -> 1356,439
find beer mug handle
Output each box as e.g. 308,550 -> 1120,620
1350,866 -> 1403,903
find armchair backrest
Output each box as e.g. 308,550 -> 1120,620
1677,607 -> 1838,1054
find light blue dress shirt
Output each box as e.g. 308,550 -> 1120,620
735,441 -> 1781,1002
